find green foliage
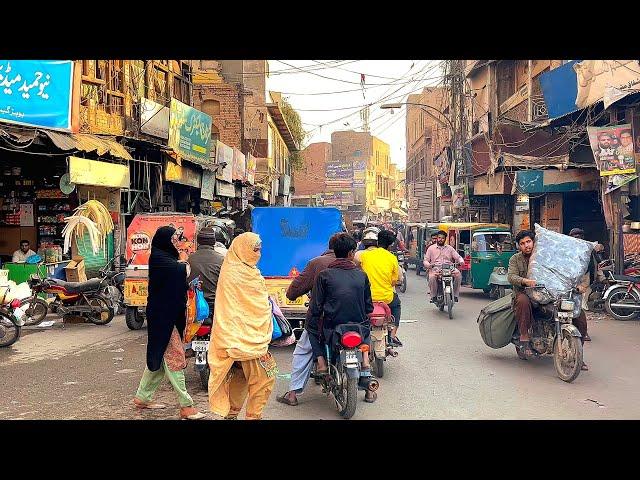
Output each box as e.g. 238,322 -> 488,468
280,97 -> 307,171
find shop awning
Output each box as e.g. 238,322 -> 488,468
502,153 -> 572,170
266,102 -> 299,152
43,130 -> 133,161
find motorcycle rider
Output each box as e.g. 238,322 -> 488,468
423,230 -> 464,303
276,234 -> 339,407
354,226 -> 380,260
508,230 -> 590,370
307,233 -> 376,403
188,227 -> 226,313
357,229 -> 404,347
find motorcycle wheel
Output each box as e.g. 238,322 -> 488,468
447,293 -> 454,319
553,331 -> 583,383
125,306 -> 145,330
0,313 -> 21,347
399,274 -> 407,293
336,369 -> 358,420
199,365 -> 210,391
20,297 -> 48,326
86,295 -> 115,325
605,287 -> 640,321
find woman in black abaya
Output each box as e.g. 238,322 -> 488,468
133,226 -> 205,420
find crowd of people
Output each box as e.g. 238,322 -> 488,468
130,220 -> 601,419
131,222 -> 406,419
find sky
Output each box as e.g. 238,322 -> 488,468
266,60 -> 445,169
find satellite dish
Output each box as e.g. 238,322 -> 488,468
59,173 -> 76,194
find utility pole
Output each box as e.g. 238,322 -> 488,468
445,60 -> 470,221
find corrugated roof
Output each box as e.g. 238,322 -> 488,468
43,130 -> 133,160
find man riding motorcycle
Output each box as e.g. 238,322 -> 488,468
356,229 -> 403,347
508,229 -> 590,370
423,230 -> 464,303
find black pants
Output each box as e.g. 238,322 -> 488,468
388,293 -> 401,327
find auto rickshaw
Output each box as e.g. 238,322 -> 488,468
436,222 -> 515,298
408,223 -> 440,275
123,213 -> 198,330
252,207 -> 343,338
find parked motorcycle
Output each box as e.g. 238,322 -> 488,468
0,286 -> 26,348
368,302 -> 398,378
432,262 -> 455,319
317,323 -> 378,419
26,275 -> 114,325
603,272 -> 640,321
99,255 -> 127,316
396,250 -> 408,294
191,317 -> 212,390
514,285 -> 584,382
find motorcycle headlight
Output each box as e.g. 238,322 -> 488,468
560,300 -> 575,312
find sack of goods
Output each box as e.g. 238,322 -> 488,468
477,292 -> 516,349
526,224 -> 595,316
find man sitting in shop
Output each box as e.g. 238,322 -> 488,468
12,240 -> 36,263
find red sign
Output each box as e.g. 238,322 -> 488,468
126,214 -> 197,265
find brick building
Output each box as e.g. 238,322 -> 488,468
292,142 -> 331,201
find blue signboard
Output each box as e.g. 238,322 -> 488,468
252,207 -> 343,277
539,60 -> 581,120
0,60 -> 74,130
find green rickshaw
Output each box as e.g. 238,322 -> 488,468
436,223 -> 515,298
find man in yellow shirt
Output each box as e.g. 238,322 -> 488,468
356,229 -> 403,346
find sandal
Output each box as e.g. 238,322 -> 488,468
391,336 -> 403,347
180,407 -> 206,420
133,398 -> 167,410
584,334 -> 592,342
516,340 -> 534,359
581,362 -> 589,371
276,393 -> 299,406
364,391 -> 377,403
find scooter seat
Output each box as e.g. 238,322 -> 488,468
612,274 -> 640,283
48,278 -> 103,293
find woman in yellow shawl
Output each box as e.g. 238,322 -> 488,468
208,232 -> 277,420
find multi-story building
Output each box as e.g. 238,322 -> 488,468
292,142 -> 331,205
405,87 -> 450,222
329,130 -> 401,222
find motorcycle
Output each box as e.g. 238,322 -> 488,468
396,250 -> 408,294
25,275 -> 114,325
317,323 -> 379,419
368,302 -> 398,378
603,271 -> 640,321
514,285 -> 584,383
99,254 -> 128,316
0,285 -> 26,348
191,315 -> 212,390
586,259 -> 615,313
432,262 -> 456,319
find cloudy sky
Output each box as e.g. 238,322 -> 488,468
266,60 -> 444,169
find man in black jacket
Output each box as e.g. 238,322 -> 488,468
307,233 -> 375,401
188,228 -> 225,313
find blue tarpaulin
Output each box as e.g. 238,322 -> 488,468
252,207 -> 343,277
539,60 -> 581,120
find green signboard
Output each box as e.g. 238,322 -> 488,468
168,98 -> 212,164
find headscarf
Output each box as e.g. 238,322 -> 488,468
146,226 -> 188,371
211,232 -> 272,360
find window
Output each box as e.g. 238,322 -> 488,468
211,124 -> 220,143
173,62 -> 191,105
152,62 -> 169,104
202,99 -> 221,130
81,59 -> 124,115
497,60 -> 516,106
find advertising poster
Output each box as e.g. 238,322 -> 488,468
126,215 -> 196,265
168,98 -> 212,163
587,124 -> 636,176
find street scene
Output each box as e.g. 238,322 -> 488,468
1,60 -> 640,420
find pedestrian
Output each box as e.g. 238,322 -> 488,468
276,234 -> 339,407
132,226 -> 206,420
207,232 -> 277,420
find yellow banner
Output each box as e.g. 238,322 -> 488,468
69,156 -> 130,188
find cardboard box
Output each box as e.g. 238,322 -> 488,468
65,256 -> 87,283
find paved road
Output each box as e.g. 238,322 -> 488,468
1,271 -> 639,420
